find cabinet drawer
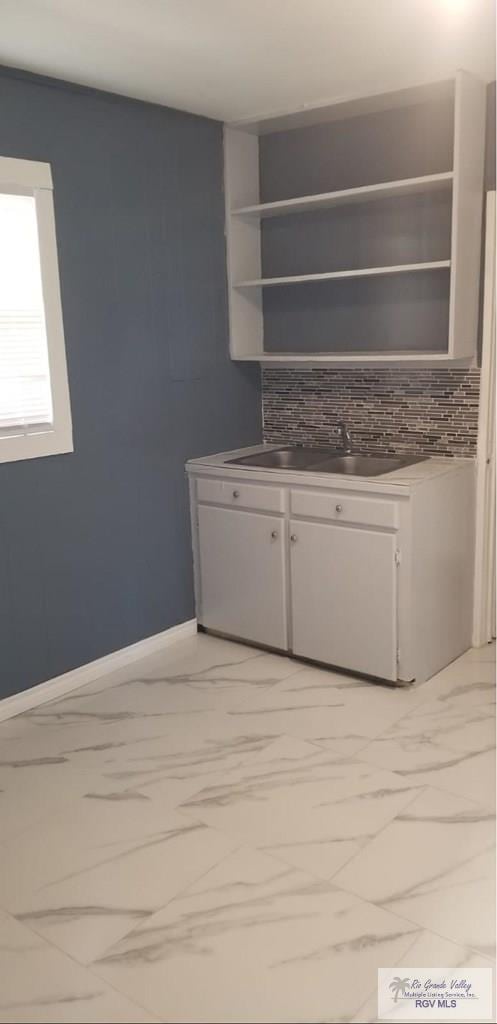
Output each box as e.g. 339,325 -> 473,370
197,476 -> 285,514
290,488 -> 398,529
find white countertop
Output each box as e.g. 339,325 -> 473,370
186,444 -> 474,496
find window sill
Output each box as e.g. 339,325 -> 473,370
0,427 -> 74,465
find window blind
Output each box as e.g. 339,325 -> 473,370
0,192 -> 53,432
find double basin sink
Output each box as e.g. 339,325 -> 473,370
227,446 -> 425,477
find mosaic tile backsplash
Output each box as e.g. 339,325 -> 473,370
262,368 -> 480,458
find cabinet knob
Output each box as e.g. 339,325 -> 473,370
335,503 -> 343,513
290,534 -> 298,543
233,489 -> 240,498
271,530 -> 278,540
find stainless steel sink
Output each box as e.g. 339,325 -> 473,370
307,454 -> 425,476
226,447 -> 333,470
226,447 -> 425,476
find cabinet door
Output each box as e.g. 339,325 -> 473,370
290,519 -> 397,680
197,505 -> 287,650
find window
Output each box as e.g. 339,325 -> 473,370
0,157 -> 73,463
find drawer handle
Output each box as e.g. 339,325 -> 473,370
233,490 -> 240,498
271,530 -> 278,540
335,503 -> 343,513
290,534 -> 298,543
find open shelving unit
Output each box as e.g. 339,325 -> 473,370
224,72 -> 486,365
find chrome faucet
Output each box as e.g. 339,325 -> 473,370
338,421 -> 352,454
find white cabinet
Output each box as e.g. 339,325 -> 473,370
189,455 -> 475,684
197,504 -> 287,650
289,519 -> 398,681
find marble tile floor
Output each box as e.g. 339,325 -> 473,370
0,633 -> 494,1022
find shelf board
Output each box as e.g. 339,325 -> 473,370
233,351 -> 472,367
228,79 -> 454,135
232,172 -> 454,219
235,261 -> 451,289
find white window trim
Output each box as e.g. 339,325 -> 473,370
0,156 -> 73,464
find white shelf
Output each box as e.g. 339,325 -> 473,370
235,261 -> 451,289
229,79 -> 454,135
232,172 -> 454,219
236,352 -> 473,367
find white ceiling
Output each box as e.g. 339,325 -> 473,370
1,0 -> 495,122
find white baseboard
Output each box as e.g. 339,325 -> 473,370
0,618 -> 198,723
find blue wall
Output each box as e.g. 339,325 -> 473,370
0,67 -> 261,697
